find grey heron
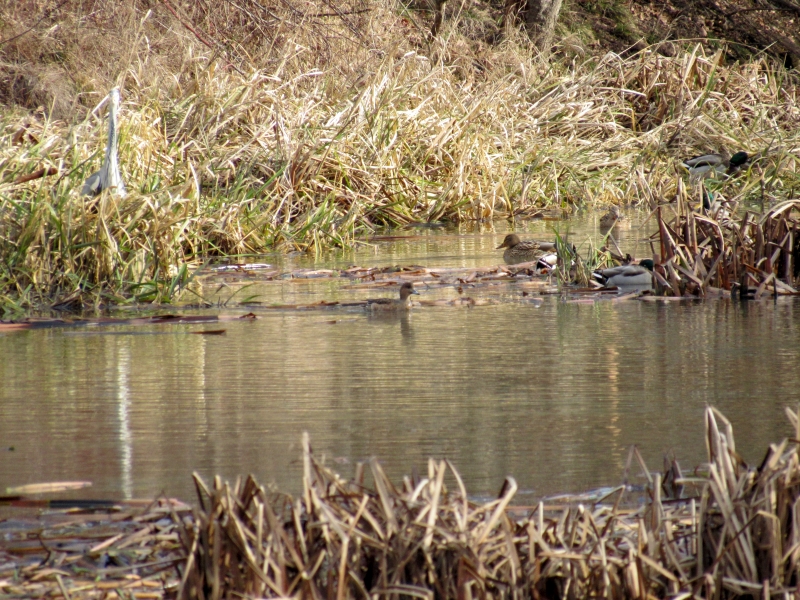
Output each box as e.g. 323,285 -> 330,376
81,87 -> 126,197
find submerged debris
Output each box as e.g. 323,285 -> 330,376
0,313 -> 256,332
0,499 -> 190,599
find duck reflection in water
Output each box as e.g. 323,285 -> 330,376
365,282 -> 419,343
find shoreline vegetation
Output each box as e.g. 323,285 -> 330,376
1,1 -> 799,312
3,407 -> 800,598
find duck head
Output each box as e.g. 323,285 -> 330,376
729,151 -> 749,167
399,282 -> 419,300
638,259 -> 655,271
496,234 -> 520,249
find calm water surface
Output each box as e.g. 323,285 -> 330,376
1,214 -> 798,503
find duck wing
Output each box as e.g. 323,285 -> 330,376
682,154 -> 724,169
81,167 -> 106,196
366,298 -> 393,305
594,264 -> 651,285
537,253 -> 557,269
617,265 -> 649,278
596,265 -> 640,278
516,241 -> 541,252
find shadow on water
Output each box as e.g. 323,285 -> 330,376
1,214 -> 797,504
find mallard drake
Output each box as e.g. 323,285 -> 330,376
681,151 -> 749,179
594,259 -> 655,290
497,234 -> 552,265
537,253 -> 558,271
599,206 -> 623,231
366,282 -> 419,311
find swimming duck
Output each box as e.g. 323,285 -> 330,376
599,206 -> 623,231
594,259 -> 655,290
366,282 -> 419,310
681,151 -> 749,179
497,234 -> 551,265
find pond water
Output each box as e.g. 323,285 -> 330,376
1,212 -> 798,505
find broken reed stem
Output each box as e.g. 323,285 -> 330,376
181,406 -> 800,599
651,199 -> 800,297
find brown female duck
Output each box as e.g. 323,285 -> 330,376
497,234 -> 552,265
366,282 -> 419,311
599,206 -> 623,232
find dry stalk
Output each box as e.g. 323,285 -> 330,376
179,407 -> 800,599
649,198 -> 800,297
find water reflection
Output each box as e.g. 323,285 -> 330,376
1,216 -> 797,505
116,345 -> 133,500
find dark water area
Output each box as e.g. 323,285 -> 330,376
1,213 -> 798,504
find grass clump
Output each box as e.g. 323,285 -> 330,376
0,0 -> 798,311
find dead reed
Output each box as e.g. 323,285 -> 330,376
1,0 -> 799,310
645,196 -> 800,297
4,407 -> 800,597
179,408 -> 800,599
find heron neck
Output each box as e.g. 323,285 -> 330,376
105,97 -> 118,166
104,90 -> 125,195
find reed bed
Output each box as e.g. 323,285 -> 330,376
646,197 -> 800,297
4,408 -> 800,598
1,0 -> 799,310
176,408 -> 800,599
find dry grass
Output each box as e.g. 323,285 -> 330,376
0,0 -> 799,311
